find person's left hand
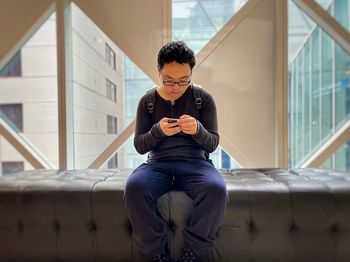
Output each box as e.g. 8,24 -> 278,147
178,114 -> 197,135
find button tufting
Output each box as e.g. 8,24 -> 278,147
331,224 -> 338,234
90,222 -> 97,231
249,221 -> 255,233
290,223 -> 296,232
17,221 -> 23,232
53,221 -> 60,232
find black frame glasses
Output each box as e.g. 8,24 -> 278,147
162,79 -> 191,87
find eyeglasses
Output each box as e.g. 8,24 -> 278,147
162,79 -> 191,87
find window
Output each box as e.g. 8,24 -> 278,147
2,161 -> 24,175
221,150 -> 231,169
106,79 -> 117,102
107,115 -> 117,134
105,43 -> 116,70
0,104 -> 23,132
107,153 -> 118,168
0,51 -> 22,77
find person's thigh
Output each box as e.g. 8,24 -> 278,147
175,160 -> 227,200
125,162 -> 173,201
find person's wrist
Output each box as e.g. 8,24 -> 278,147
192,120 -> 201,137
152,122 -> 166,138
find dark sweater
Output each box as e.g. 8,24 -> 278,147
134,84 -> 219,162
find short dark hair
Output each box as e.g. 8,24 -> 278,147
157,41 -> 195,70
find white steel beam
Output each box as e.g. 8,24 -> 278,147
274,0 -> 289,168
56,0 -> 74,170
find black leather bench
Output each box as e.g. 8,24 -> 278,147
0,168 -> 349,261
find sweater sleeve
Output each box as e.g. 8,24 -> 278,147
133,95 -> 166,154
191,91 -> 220,153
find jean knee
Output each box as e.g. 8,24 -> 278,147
205,180 -> 228,202
124,174 -> 148,202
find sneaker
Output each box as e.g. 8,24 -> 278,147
178,245 -> 200,262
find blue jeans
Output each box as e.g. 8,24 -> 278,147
123,159 -> 229,258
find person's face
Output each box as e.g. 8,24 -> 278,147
158,61 -> 192,100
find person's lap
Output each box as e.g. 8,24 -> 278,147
126,159 -> 226,201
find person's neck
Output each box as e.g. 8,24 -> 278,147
156,87 -> 175,105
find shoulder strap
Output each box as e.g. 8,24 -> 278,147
191,83 -> 203,110
145,87 -> 156,114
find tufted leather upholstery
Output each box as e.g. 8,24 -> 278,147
0,168 -> 349,262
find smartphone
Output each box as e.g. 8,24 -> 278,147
167,118 -> 178,123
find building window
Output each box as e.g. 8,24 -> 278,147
105,43 -> 116,70
107,153 -> 118,168
0,104 -> 23,132
106,79 -> 117,102
107,115 -> 117,134
0,51 -> 22,77
2,161 -> 24,175
221,150 -> 231,169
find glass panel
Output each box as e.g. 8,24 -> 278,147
67,3 -> 125,169
0,51 -> 22,77
0,12 -> 58,175
1,161 -> 25,175
172,0 -> 247,54
321,31 -> 333,141
0,134 -> 35,176
297,54 -> 303,164
333,139 -> 350,172
107,152 -> 118,169
335,45 -> 350,127
0,104 -> 23,132
288,0 -> 350,171
303,40 -> 311,158
219,147 -> 241,169
316,0 -> 350,32
288,0 -> 316,63
311,28 -> 321,150
334,0 -> 349,30
124,56 -> 155,168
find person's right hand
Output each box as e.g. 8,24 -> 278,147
159,117 -> 181,136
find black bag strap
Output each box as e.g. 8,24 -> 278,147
191,83 -> 203,110
145,87 -> 156,114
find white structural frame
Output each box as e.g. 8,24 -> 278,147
274,0 -> 289,167
56,0 -> 74,170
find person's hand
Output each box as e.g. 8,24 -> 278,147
159,117 -> 182,136
178,114 -> 197,135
